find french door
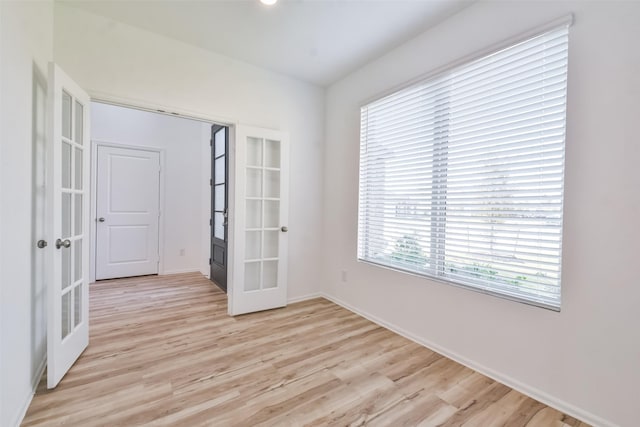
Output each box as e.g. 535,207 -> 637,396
46,64 -> 90,388
229,126 -> 289,315
210,125 -> 229,292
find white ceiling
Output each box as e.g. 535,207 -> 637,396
60,0 -> 473,86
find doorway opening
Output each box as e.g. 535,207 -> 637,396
89,101 -> 231,289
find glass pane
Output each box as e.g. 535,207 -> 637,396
61,192 -> 71,238
62,142 -> 72,189
247,137 -> 262,167
62,91 -> 72,139
246,168 -> 262,198
74,239 -> 82,282
61,246 -> 71,290
245,231 -> 262,260
214,128 -> 226,157
265,139 -> 281,168
246,200 -> 262,229
214,212 -> 224,239
61,291 -> 72,339
244,262 -> 261,291
264,200 -> 279,228
263,260 -> 278,289
215,157 -> 225,184
214,185 -> 225,211
74,101 -> 84,145
264,170 -> 280,198
74,194 -> 83,236
263,231 -> 279,259
74,286 -> 82,327
74,147 -> 83,190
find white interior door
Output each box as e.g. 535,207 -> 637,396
96,145 -> 160,280
230,126 -> 289,315
47,64 -> 90,388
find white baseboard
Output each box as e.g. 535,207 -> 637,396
11,356 -> 46,427
160,268 -> 202,275
287,292 -> 322,304
32,355 -> 47,393
319,292 -> 616,427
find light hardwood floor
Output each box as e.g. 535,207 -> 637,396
23,273 -> 589,426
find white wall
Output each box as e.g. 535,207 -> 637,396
0,1 -> 53,426
54,3 -> 325,301
91,102 -> 210,276
323,1 -> 640,426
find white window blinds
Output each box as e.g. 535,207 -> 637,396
358,24 -> 569,310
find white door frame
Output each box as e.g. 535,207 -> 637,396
89,140 -> 165,283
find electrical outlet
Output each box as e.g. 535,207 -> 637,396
341,270 -> 348,283
179,248 -> 185,256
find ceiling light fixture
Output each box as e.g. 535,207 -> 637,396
260,0 -> 278,5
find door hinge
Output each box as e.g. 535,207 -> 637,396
209,218 -> 212,226
209,258 -> 212,265
209,178 -> 212,186
210,139 -> 213,147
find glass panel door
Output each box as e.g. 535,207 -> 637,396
210,125 -> 229,292
244,138 -> 281,291
230,126 -> 289,316
47,63 -> 90,388
59,94 -> 85,339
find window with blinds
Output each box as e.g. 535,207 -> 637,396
357,24 -> 569,310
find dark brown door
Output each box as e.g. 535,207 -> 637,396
210,125 -> 228,292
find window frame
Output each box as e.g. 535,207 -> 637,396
357,16 -> 573,311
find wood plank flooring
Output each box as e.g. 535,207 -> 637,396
23,273 -> 589,426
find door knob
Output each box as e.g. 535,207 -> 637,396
98,217 -> 105,222
37,240 -> 48,249
281,226 -> 288,232
56,238 -> 71,249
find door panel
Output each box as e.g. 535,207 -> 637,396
47,64 -> 90,388
96,146 -> 160,280
210,125 -> 228,291
230,126 -> 289,315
